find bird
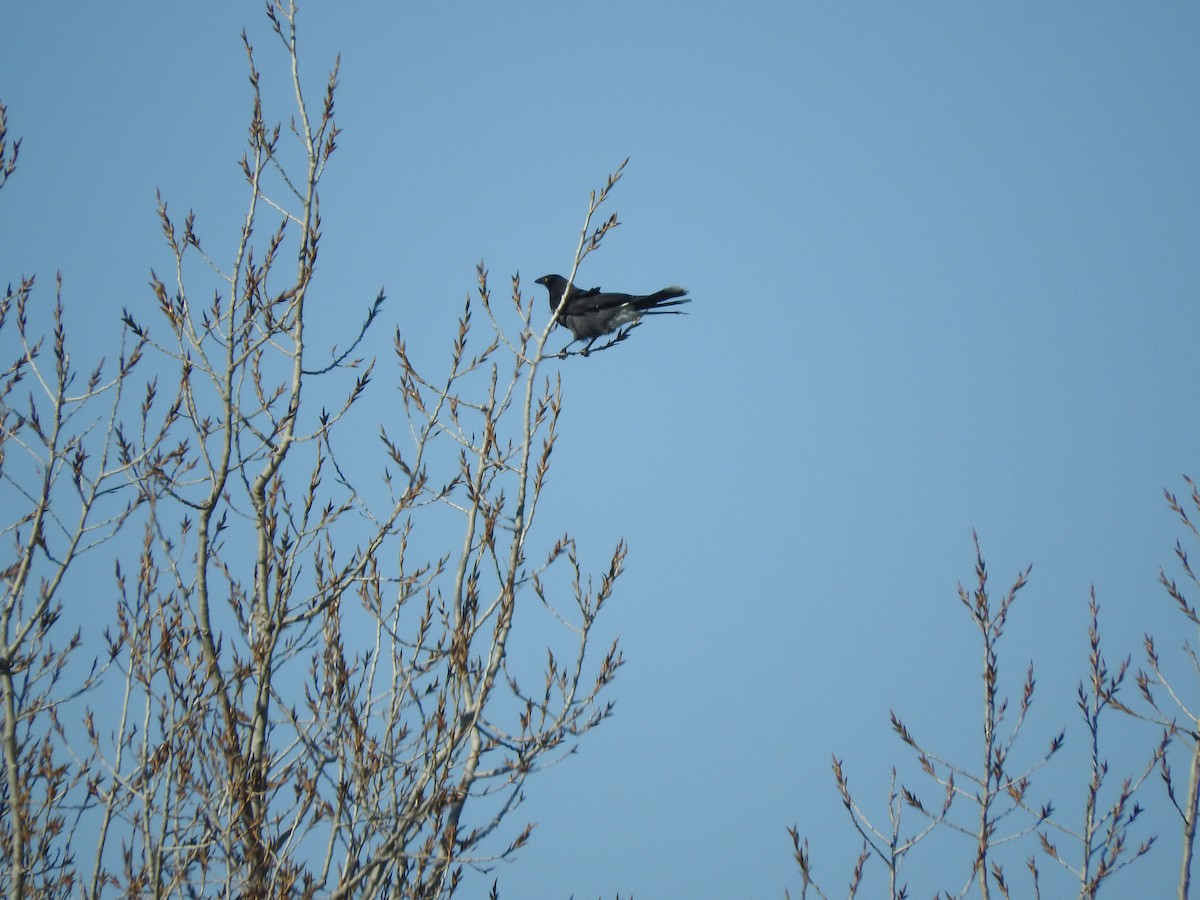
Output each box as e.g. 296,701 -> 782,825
534,274 -> 690,355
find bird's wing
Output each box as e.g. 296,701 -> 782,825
565,291 -> 636,313
566,285 -> 602,300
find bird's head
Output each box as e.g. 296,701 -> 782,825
535,274 -> 569,312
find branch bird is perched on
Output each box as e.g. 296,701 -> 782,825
535,274 -> 691,356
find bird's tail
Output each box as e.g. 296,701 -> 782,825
640,286 -> 690,311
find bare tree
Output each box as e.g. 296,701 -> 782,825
2,3 -> 631,897
788,539 -> 1057,899
1033,591 -> 1161,898
790,533 -> 1168,900
1110,475 -> 1200,900
0,100 -> 154,899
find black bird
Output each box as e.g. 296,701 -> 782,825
535,274 -> 690,354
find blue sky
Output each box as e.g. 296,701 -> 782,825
3,3 -> 1199,897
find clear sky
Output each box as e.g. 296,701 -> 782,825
2,3 -> 1198,897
